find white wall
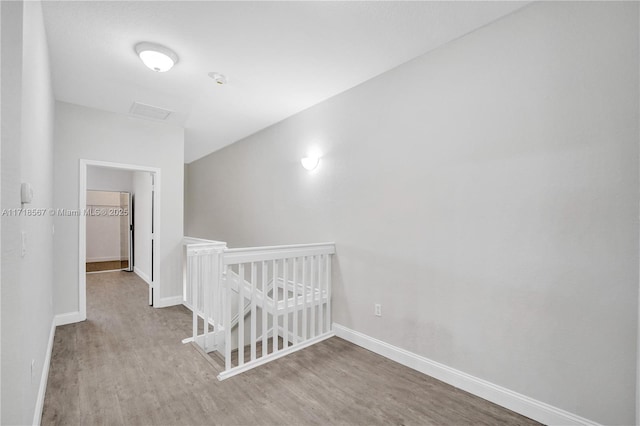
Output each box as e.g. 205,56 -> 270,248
53,102 -> 184,314
133,171 -> 152,283
87,167 -> 133,193
86,191 -> 126,262
119,192 -> 129,263
1,0 -> 55,424
1,3 -> 3,420
185,2 -> 639,424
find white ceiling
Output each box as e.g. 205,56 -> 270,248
42,1 -> 530,163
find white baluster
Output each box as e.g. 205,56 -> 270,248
214,251 -> 221,351
310,255 -> 316,338
261,260 -> 268,358
302,256 -> 308,341
292,257 -> 298,345
272,259 -> 279,353
325,254 -> 331,333
250,262 -> 257,362
203,252 -> 210,352
225,264 -> 232,372
238,263 -> 245,367
191,254 -> 197,342
197,253 -> 202,315
318,254 -> 324,335
283,258 -> 289,349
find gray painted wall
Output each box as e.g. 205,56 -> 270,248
185,2 -> 639,424
1,1 -> 56,423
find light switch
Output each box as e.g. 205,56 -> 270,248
21,183 -> 33,204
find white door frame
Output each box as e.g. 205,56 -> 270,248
79,159 -> 161,320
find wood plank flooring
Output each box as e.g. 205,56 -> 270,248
42,271 -> 540,426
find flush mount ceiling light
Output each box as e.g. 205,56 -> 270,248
208,72 -> 227,85
135,42 -> 178,72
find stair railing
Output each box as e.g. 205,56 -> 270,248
182,237 -> 226,352
183,238 -> 336,381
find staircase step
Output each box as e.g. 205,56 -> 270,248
189,342 -> 224,374
209,349 -> 225,369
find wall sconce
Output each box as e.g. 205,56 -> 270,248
301,155 -> 320,171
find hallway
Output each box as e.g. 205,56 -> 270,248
42,272 -> 538,425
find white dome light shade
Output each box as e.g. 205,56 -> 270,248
301,156 -> 320,171
139,50 -> 174,72
135,42 -> 178,72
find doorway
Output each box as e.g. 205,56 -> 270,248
85,190 -> 133,273
79,160 -> 161,320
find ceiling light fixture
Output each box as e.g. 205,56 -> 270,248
135,42 -> 178,72
208,72 -> 227,85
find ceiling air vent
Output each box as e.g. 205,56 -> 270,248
129,102 -> 172,121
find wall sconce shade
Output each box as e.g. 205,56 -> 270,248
301,156 -> 320,171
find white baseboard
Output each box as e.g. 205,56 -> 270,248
33,319 -> 56,426
154,295 -> 183,308
332,323 -> 600,426
133,266 -> 151,285
86,256 -> 122,262
55,311 -> 84,326
86,269 -> 127,275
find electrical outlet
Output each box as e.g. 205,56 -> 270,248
374,304 -> 382,317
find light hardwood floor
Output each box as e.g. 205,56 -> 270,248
42,271 -> 540,426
